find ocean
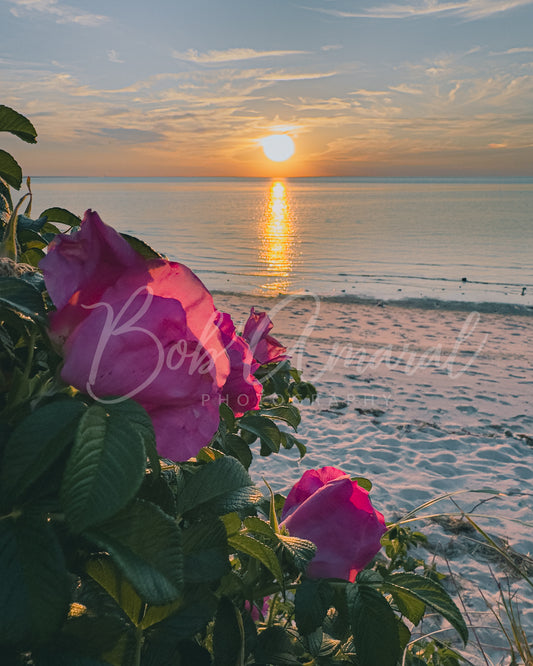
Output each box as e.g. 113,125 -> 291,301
28,176 -> 533,309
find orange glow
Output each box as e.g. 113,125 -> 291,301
259,181 -> 296,293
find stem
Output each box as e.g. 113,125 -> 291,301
22,327 -> 37,383
0,192 -> 30,261
0,508 -> 23,521
133,625 -> 144,666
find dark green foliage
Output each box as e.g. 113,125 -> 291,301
295,578 -> 334,635
0,514 -> 70,645
61,404 -> 147,532
347,582 -> 401,666
0,276 -> 46,321
213,596 -> 244,666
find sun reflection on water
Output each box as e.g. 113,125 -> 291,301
259,181 -> 296,293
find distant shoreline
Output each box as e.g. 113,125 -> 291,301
212,290 -> 533,317
27,175 -> 533,184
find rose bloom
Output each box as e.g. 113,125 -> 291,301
242,307 -> 287,368
280,467 -> 386,581
40,210 -> 262,460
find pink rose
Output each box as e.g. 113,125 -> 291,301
242,307 -> 287,367
280,467 -> 386,581
215,312 -> 262,417
40,210 -> 261,460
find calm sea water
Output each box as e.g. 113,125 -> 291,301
29,177 -> 533,307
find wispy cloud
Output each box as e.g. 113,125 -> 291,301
172,48 -> 309,64
8,0 -> 109,26
308,0 -> 533,20
107,50 -> 124,64
350,89 -> 390,96
258,71 -> 338,81
490,46 -> 533,55
389,84 -> 424,94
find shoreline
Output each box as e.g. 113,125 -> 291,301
212,289 -> 533,317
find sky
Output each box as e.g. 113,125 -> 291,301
1,0 -> 533,177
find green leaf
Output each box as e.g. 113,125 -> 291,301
356,570 -> 383,587
142,635 -> 212,666
277,533 -> 316,571
239,414 -> 281,454
183,517 -> 230,583
19,246 -> 45,267
143,589 -> 217,641
253,626 -> 300,665
295,579 -> 334,635
40,206 -> 81,227
107,399 -> 160,479
0,105 -> 37,143
17,213 -> 48,233
1,398 -> 86,503
260,405 -> 301,430
0,177 -> 13,214
280,431 -> 306,457
221,512 -> 242,537
219,401 -> 236,430
86,556 -> 181,631
347,583 -> 401,666
61,403 -> 147,532
244,515 -> 279,544
0,276 -> 45,320
86,499 -> 183,606
390,586 -> 426,626
353,476 -> 372,492
86,556 -> 147,627
397,619 -> 412,651
213,596 -> 244,666
228,533 -> 284,583
222,434 -> 252,469
0,515 -> 70,643
178,455 -> 262,515
0,149 -> 22,190
120,233 -> 162,259
383,572 -> 468,644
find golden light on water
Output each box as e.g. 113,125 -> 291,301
259,180 -> 295,293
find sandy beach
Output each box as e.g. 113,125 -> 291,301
215,292 -> 533,663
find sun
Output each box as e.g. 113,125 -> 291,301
260,134 -> 295,162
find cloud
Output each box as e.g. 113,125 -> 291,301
491,46 -> 533,55
93,128 -> 165,144
389,84 -> 424,94
307,0 -> 533,20
8,0 -> 108,26
259,71 -> 338,81
350,89 -> 390,96
107,50 -> 124,64
172,47 -> 309,64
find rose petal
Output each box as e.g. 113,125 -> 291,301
280,467 -> 386,581
40,210 -> 144,311
243,307 -> 287,366
216,312 -> 262,417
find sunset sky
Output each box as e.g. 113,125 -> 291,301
2,0 -> 533,177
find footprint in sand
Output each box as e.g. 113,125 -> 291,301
456,405 -> 478,414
